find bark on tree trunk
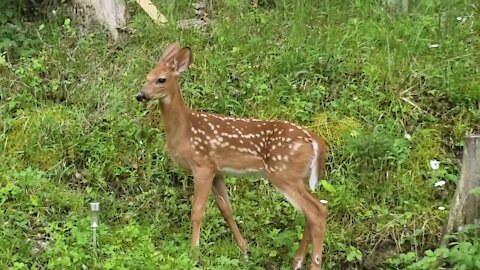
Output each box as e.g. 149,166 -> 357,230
442,134 -> 480,246
72,0 -> 128,40
384,0 -> 408,12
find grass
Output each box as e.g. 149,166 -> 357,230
1,0 -> 479,269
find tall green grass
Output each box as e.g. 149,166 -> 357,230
1,0 -> 479,269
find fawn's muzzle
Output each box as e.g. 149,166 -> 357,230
136,92 -> 147,102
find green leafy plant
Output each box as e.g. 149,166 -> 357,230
0,0 -> 478,269
388,225 -> 480,270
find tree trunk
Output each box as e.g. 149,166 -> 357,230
72,0 -> 128,40
383,0 -> 408,13
442,135 -> 480,246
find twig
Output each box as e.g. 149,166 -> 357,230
399,96 -> 427,114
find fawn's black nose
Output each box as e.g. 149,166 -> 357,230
136,92 -> 146,102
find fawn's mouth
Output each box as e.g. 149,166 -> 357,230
136,92 -> 170,102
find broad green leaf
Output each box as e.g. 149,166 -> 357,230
320,180 -> 336,193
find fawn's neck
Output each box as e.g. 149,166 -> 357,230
159,83 -> 190,140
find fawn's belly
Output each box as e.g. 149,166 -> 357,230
215,152 -> 265,178
219,167 -> 265,178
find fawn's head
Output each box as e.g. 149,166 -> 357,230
136,42 -> 192,102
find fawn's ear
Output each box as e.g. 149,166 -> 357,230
160,42 -> 181,63
173,47 -> 192,74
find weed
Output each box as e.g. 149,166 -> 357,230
0,0 -> 479,269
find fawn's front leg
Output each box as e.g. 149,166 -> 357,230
212,175 -> 249,260
190,168 -> 215,250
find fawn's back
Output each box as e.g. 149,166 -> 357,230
179,111 -> 327,189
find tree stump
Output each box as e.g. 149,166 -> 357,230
442,135 -> 480,245
72,0 -> 128,40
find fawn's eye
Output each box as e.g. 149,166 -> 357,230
156,77 -> 166,84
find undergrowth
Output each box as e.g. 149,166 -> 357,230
1,0 -> 479,269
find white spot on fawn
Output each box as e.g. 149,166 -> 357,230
314,255 -> 321,265
292,142 -> 302,151
294,258 -> 303,270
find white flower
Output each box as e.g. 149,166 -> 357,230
428,44 -> 439,48
404,132 -> 412,141
456,16 -> 463,21
430,159 -> 440,170
438,206 -> 445,211
434,180 -> 446,187
320,199 -> 328,205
